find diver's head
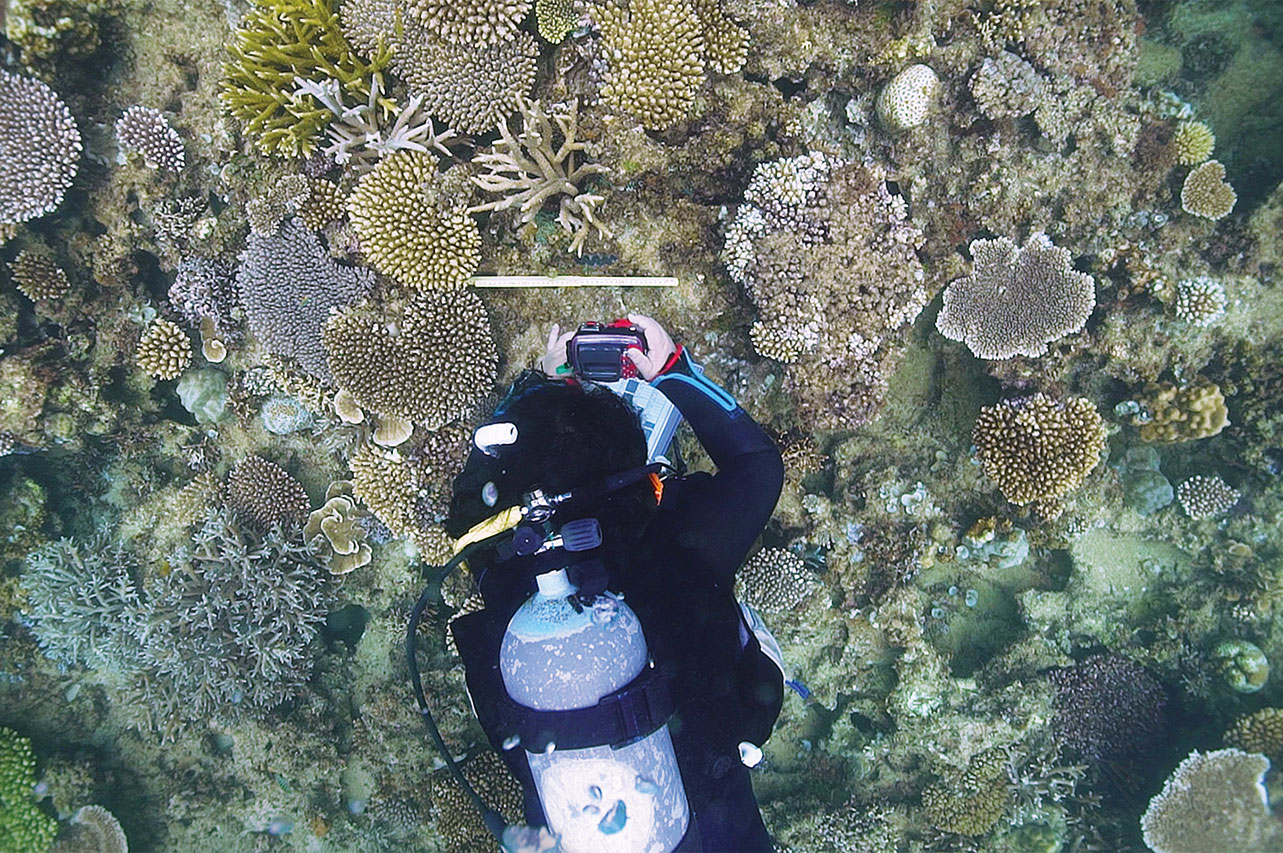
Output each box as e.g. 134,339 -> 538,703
446,378 -> 652,544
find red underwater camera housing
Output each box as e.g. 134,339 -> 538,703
566,320 -> 648,382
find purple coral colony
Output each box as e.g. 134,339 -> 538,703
0,0 -> 1280,849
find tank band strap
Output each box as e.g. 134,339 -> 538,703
499,664 -> 674,753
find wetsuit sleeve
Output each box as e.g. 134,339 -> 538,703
650,348 -> 784,583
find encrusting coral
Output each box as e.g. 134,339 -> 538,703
973,394 -> 1105,506
936,234 -> 1096,360
220,0 -> 390,157
115,105 -> 185,172
470,99 -> 612,256
136,318 -> 192,380
0,69 -> 81,228
237,218 -> 374,381
347,152 -> 481,290
594,0 -> 706,131
324,288 -> 497,428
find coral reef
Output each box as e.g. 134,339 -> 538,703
115,105 -> 184,172
594,0 -> 706,131
1181,159 -> 1237,220
347,152 -> 480,290
226,455 -> 311,530
973,394 -> 1106,507
0,727 -> 58,853
0,70 -> 81,228
936,234 -> 1096,361
1140,749 -> 1278,853
135,319 -> 192,380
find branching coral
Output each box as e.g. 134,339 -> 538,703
594,0 -> 706,131
735,547 -> 818,614
347,151 -> 480,290
407,0 -> 531,47
9,246 -> 70,302
973,394 -> 1105,506
115,105 -> 185,172
936,234 -> 1096,360
1048,654 -> 1165,766
1181,159 -> 1236,220
1134,380 -> 1228,443
1175,474 -> 1239,520
470,99 -> 612,255
0,727 -> 57,853
220,0 -> 391,157
226,455 -> 311,530
922,748 -> 1009,836
136,318 -> 192,380
0,69 -> 81,227
323,288 -> 497,427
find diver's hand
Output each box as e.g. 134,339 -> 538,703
539,323 -> 576,377
501,824 -> 560,852
623,313 -> 677,381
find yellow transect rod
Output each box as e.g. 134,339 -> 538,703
471,276 -> 678,288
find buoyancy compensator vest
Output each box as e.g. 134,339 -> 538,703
499,568 -> 689,852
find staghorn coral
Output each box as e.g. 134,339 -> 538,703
692,0 -> 748,75
1135,380 -> 1228,443
936,234 -> 1096,361
226,455 -> 311,530
294,73 -> 466,171
970,51 -> 1044,120
9,246 -> 70,301
973,394 -> 1105,506
324,288 -> 497,428
0,70 -> 81,228
136,318 -> 193,380
594,0 -> 705,131
1181,159 -> 1237,221
168,257 -> 239,340
304,482 -> 373,575
347,152 -> 480,290
115,105 -> 185,172
535,0 -> 575,43
392,27 -> 538,136
407,0 -> 531,47
0,727 -> 58,853
725,155 -> 928,429
1140,749 -> 1278,853
1172,275 -> 1227,326
735,547 -> 818,615
922,748 -> 1009,837
220,0 -> 390,158
1225,709 -> 1283,765
469,99 -> 612,256
1049,654 -> 1165,766
237,218 -> 374,381
1171,120 -> 1215,166
876,64 -> 940,132
20,535 -> 142,669
1175,474 -> 1239,520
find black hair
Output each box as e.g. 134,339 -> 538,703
446,381 -> 655,556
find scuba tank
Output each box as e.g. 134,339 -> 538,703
500,568 -> 689,853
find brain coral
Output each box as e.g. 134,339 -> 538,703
407,0 -> 531,46
392,26 -> 538,135
0,70 -> 81,227
347,152 -> 481,289
936,234 -> 1096,360
237,218 -> 374,381
226,455 -> 312,530
594,0 -> 706,131
136,318 -> 192,380
973,393 -> 1105,506
324,288 -> 497,428
1181,159 -> 1236,220
115,105 -> 185,172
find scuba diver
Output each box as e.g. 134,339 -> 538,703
432,313 -> 785,852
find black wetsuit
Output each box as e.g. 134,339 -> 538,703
452,350 -> 785,852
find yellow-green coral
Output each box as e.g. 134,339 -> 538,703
220,0 -> 390,158
535,0 -> 576,43
0,727 -> 58,853
136,319 -> 192,381
922,748 -> 1009,836
347,151 -> 480,289
692,0 -> 748,75
1172,120 -> 1215,166
973,393 -> 1105,506
1136,381 -> 1229,443
594,0 -> 706,131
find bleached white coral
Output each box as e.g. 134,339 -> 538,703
876,64 -> 940,131
1173,275 -> 1227,327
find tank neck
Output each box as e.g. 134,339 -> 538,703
534,568 -> 575,598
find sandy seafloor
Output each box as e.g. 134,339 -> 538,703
1,0 -> 1282,849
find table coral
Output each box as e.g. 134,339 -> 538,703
397,30 -> 539,136
1140,749 -> 1278,853
1135,380 -> 1228,443
692,0 -> 748,75
324,289 -> 497,428
220,0 -> 390,158
470,98 -> 612,256
535,0 -> 576,44
594,0 -> 706,131
0,70 -> 81,228
347,152 -> 481,290
973,394 -> 1105,506
936,234 -> 1096,361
